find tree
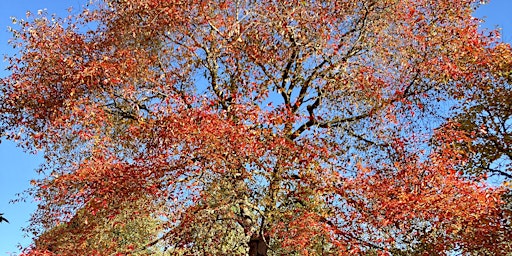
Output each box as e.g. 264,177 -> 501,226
0,213 -> 8,223
432,42 -> 512,255
1,0 -> 510,255
31,198 -> 162,255
435,43 -> 511,186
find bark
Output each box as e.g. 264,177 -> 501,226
248,235 -> 268,256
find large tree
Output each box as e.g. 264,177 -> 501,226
1,0 -> 511,255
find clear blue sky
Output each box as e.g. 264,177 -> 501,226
0,0 -> 510,254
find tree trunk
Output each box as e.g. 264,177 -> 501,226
248,235 -> 268,256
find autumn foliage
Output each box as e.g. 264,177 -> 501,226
1,0 -> 511,255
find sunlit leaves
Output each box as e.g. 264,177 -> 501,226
1,0 -> 510,255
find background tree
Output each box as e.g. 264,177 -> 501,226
436,43 -> 511,187
433,42 -> 512,255
1,0 -> 511,255
30,197 -> 161,255
0,213 -> 8,223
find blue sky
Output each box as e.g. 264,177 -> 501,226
0,0 -> 511,254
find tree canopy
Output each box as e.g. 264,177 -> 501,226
1,0 -> 511,255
